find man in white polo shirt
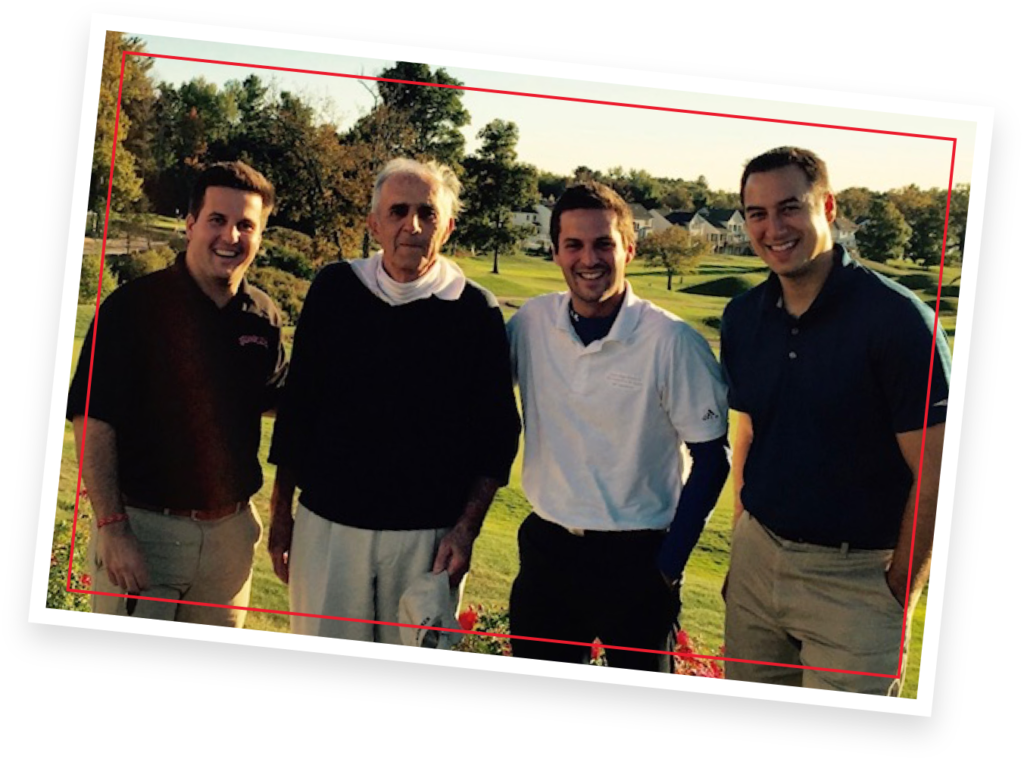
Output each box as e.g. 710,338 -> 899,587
507,181 -> 731,672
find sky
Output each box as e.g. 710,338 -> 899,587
135,33 -> 975,195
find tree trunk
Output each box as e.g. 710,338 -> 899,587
667,272 -> 673,291
492,247 -> 499,275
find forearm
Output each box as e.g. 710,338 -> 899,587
657,437 -> 731,582
454,476 -> 503,537
270,466 -> 298,522
890,424 -> 945,604
72,416 -> 124,520
731,413 -> 753,527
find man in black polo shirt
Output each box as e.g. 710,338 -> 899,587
67,161 -> 286,627
720,147 -> 950,694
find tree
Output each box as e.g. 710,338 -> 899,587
149,77 -> 235,216
91,33 -> 153,227
890,185 -> 946,267
375,62 -> 471,166
947,183 -> 971,257
836,187 -> 874,220
858,196 -> 911,263
637,227 -> 711,291
458,120 -> 538,274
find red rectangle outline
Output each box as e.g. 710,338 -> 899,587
65,49 -> 957,686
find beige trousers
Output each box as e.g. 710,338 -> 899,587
289,502 -> 461,644
90,503 -> 262,627
724,511 -> 911,695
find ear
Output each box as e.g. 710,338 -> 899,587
367,212 -> 380,243
823,192 -> 837,224
185,214 -> 196,241
624,242 -> 637,265
439,215 -> 455,246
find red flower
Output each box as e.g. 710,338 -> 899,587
676,629 -> 693,653
457,607 -> 478,631
81,574 -> 92,589
591,639 -> 604,661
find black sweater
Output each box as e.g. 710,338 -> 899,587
269,262 -> 521,530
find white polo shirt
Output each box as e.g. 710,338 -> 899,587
508,284 -> 728,531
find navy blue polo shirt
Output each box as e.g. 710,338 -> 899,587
720,247 -> 951,549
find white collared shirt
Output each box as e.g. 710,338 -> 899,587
507,283 -> 728,531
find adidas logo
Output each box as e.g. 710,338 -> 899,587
702,409 -> 719,421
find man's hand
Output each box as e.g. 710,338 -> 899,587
96,521 -> 149,594
432,524 -> 477,586
268,511 -> 294,584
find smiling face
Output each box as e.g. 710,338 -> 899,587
554,208 -> 635,318
743,165 -> 836,282
184,186 -> 265,303
368,173 -> 455,283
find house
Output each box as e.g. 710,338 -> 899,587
831,216 -> 859,252
511,203 -> 554,251
629,203 -> 655,240
662,208 -> 743,251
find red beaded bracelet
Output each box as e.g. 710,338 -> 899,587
97,513 -> 129,529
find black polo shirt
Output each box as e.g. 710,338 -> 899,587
67,254 -> 287,511
720,247 -> 951,549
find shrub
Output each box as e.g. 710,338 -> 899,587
79,254 -> 118,304
261,243 -> 315,280
107,246 -> 177,284
247,265 -> 311,325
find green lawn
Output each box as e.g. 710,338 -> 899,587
53,250 -> 954,696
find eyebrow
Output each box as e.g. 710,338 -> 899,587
744,195 -> 801,212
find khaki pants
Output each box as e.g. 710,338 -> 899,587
289,503 -> 461,643
724,511 -> 910,695
90,503 -> 262,628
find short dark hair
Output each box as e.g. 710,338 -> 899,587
550,181 -> 635,252
188,161 -> 276,222
740,147 -> 831,205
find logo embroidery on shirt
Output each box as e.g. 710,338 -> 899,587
606,371 -> 643,390
702,409 -> 719,421
933,399 -> 948,407
239,335 -> 269,349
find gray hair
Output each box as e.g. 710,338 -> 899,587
370,158 -> 462,219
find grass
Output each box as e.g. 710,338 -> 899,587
54,248 -> 955,697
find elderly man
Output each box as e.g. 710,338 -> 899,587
268,157 -> 520,643
507,182 -> 731,672
67,161 -> 287,626
720,147 -> 950,694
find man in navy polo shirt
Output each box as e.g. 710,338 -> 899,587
720,147 -> 950,694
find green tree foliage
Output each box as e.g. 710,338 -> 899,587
638,227 -> 711,291
537,170 -> 568,202
947,183 -> 971,257
458,120 -> 539,273
79,254 -> 119,304
149,77 -> 235,215
890,185 -> 947,267
91,33 -> 153,225
858,196 -> 912,263
836,187 -> 874,220
376,62 -> 470,166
